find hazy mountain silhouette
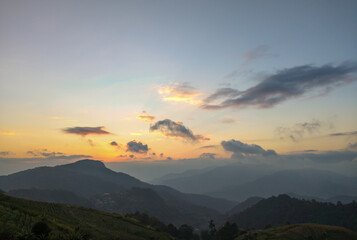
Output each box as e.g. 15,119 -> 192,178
210,168 -> 357,201
0,159 -> 234,226
229,194 -> 357,231
153,164 -> 274,194
227,196 -> 264,215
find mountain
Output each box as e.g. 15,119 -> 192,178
227,196 -> 264,215
228,194 -> 357,231
91,187 -> 219,227
235,223 -> 357,240
7,188 -> 91,207
210,168 -> 357,201
0,159 -> 233,227
153,164 -> 274,195
0,192 -> 173,240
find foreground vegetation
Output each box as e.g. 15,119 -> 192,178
0,193 -> 173,240
1,192 -> 356,240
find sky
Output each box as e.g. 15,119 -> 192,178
0,0 -> 357,177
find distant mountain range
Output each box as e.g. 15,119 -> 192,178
155,165 -> 357,202
0,159 -> 235,227
228,194 -> 357,231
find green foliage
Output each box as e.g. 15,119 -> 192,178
235,223 -> 357,240
229,194 -> 357,231
0,193 -> 174,240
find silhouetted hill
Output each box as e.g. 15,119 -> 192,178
0,192 -> 173,240
229,194 -> 357,231
0,159 -> 232,227
211,168 -> 357,201
91,187 -> 220,227
153,164 -> 273,195
8,188 -> 91,207
227,196 -> 264,215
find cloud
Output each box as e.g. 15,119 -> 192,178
1,154 -> 92,162
27,150 -> 65,158
199,153 -> 216,159
221,139 -> 277,159
166,157 -> 173,160
0,151 -> 11,156
203,88 -> 241,104
62,126 -> 111,136
275,119 -> 322,142
110,141 -> 118,146
160,153 -> 164,157
137,111 -> 155,122
158,82 -> 203,105
290,150 -> 357,163
202,62 -> 357,110
329,131 -> 357,137
241,45 -> 276,65
199,145 -> 218,149
150,119 -> 210,142
220,117 -> 236,124
126,140 -> 149,154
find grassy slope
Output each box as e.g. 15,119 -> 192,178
236,223 -> 357,240
0,193 -> 173,240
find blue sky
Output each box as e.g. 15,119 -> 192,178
0,0 -> 357,175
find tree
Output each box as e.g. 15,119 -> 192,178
208,219 -> 216,237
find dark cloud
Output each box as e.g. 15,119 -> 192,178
0,151 -> 10,156
160,153 -> 164,157
27,150 -> 65,158
110,141 -> 118,146
150,119 -> 210,142
199,153 -> 216,159
203,88 -> 241,104
62,126 -> 111,136
202,62 -> 357,110
221,139 -> 277,159
152,152 -> 156,156
329,131 -> 357,137
129,155 -> 135,158
126,140 -> 149,154
276,120 -> 322,142
166,157 -> 173,160
199,145 -> 217,149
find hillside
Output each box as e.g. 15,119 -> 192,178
235,223 -> 357,240
229,194 -> 357,231
0,159 -> 232,227
0,192 -> 173,240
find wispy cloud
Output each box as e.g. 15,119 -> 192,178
137,111 -> 155,122
150,119 -> 210,143
241,45 -> 276,66
329,131 -> 357,137
62,126 -> 111,136
275,119 -> 322,142
202,62 -> 357,110
158,82 -> 203,105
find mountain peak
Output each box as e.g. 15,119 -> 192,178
58,159 -> 109,173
